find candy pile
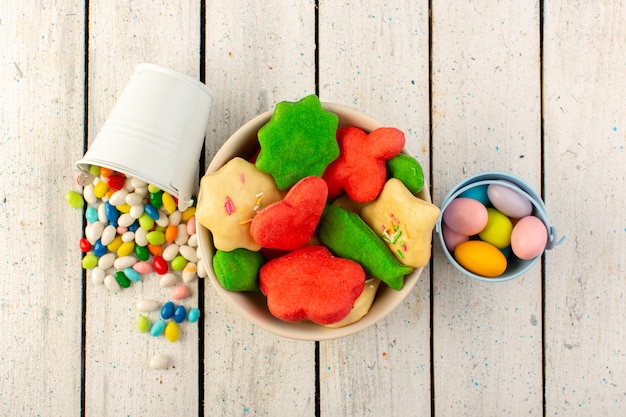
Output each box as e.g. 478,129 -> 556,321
136,299 -> 200,342
441,181 -> 548,277
66,165 -> 204,368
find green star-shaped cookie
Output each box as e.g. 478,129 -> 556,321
256,94 -> 339,190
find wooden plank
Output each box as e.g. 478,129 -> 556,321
202,1 -> 318,415
430,1 -> 543,415
317,2 -> 432,416
84,1 -> 203,415
543,1 -> 626,415
0,1 -> 85,415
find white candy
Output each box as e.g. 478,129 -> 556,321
114,256 -> 136,270
182,262 -> 197,283
123,178 -> 135,192
85,221 -> 105,245
104,274 -> 121,292
197,259 -> 207,278
179,245 -> 198,263
135,228 -> 148,247
136,299 -> 160,312
134,186 -> 148,196
91,267 -> 105,285
100,225 -> 117,246
83,184 -> 97,205
98,253 -> 116,270
131,177 -> 148,188
122,231 -> 135,243
175,224 -> 188,245
125,192 -> 143,206
117,213 -> 135,228
159,273 -> 178,288
187,234 -> 198,247
156,211 -> 169,228
162,244 -> 179,262
168,211 -> 182,226
96,204 -> 106,224
109,190 -> 128,207
129,204 -> 144,219
149,353 -> 169,370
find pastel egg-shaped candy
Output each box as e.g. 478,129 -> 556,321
478,208 -> 513,249
441,222 -> 469,252
511,215 -> 547,260
442,198 -> 488,236
454,240 -> 507,277
487,182 -> 533,218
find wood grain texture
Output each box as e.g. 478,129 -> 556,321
84,1 -> 202,415
203,1 -> 317,415
431,1 -> 543,415
0,1 -> 85,415
543,1 -> 626,415
318,2 -> 432,416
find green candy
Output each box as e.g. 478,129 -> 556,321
66,190 -> 84,209
138,212 -> 155,231
149,191 -> 163,209
386,153 -> 425,195
317,205 -> 413,290
170,255 -> 187,271
134,245 -> 150,261
146,230 -> 165,246
256,94 -> 339,190
137,315 -> 150,333
213,248 -> 264,292
115,270 -> 131,288
81,253 -> 98,269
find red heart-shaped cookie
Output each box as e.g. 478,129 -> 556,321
259,245 -> 365,324
250,176 -> 328,251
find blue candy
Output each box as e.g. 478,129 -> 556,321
92,239 -> 107,257
127,220 -> 140,232
85,206 -> 99,223
160,301 -> 175,320
187,308 -> 200,323
123,267 -> 141,282
144,204 -> 159,221
173,305 -> 187,323
104,201 -> 120,226
150,319 -> 166,337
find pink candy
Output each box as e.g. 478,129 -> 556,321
171,285 -> 190,300
133,261 -> 153,274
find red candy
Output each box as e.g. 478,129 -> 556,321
250,176 -> 328,251
79,237 -> 92,253
259,246 -> 365,325
153,255 -> 168,275
106,174 -> 125,191
323,126 -> 405,202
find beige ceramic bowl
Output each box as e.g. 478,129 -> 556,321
196,103 -> 432,340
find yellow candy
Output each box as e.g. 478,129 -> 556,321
117,241 -> 135,257
116,203 -> 131,214
454,240 -> 507,277
162,192 -> 177,214
93,180 -> 109,199
478,208 -> 513,249
181,206 -> 196,222
107,235 -> 123,252
164,321 -> 180,342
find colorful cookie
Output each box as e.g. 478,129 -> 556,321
317,204 -> 413,290
324,278 -> 381,328
213,248 -> 264,292
196,157 -> 283,251
259,245 -> 365,325
386,153 -> 425,195
323,126 -> 405,202
256,95 -> 339,190
250,176 -> 328,250
360,178 -> 440,268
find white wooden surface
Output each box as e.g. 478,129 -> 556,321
1,1 -> 625,416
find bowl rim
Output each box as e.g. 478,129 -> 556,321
197,102 -> 431,340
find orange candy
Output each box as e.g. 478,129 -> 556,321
148,243 -> 163,256
165,225 -> 178,243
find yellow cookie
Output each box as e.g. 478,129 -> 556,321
361,178 -> 440,268
325,278 -> 380,328
196,157 -> 284,251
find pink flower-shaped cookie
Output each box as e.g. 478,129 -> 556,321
259,246 -> 365,325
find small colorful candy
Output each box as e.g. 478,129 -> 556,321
323,126 -> 405,202
255,94 -> 339,190
259,245 -> 365,325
